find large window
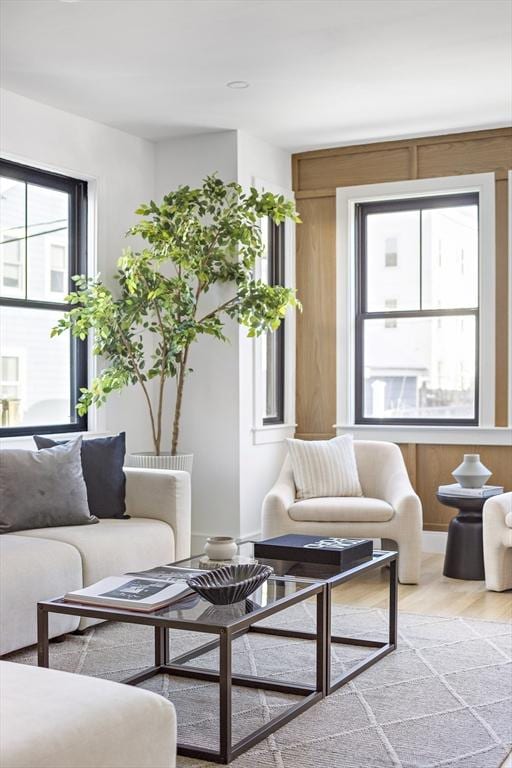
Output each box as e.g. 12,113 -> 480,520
261,218 -> 285,425
0,159 -> 88,435
355,193 -> 479,426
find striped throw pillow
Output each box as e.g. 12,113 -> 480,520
286,435 -> 363,500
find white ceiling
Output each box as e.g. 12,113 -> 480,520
1,0 -> 511,151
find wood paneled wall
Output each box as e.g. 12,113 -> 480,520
292,128 -> 512,531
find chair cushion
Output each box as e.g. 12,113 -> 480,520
0,661 -> 176,768
16,518 -> 175,587
289,496 -> 394,523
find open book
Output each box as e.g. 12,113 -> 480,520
63,566 -> 202,612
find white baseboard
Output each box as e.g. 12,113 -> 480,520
421,531 -> 448,554
191,532 -> 210,554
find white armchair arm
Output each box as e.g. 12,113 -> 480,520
355,438 -> 422,521
261,459 -> 296,538
483,492 -> 512,592
124,468 -> 191,561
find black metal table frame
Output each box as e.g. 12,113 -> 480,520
249,552 -> 398,694
37,580 -> 326,765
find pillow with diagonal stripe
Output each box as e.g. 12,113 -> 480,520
286,434 -> 363,500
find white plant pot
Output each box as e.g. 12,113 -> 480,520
126,452 -> 193,473
452,453 -> 491,489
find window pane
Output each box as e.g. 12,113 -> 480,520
0,176 -> 26,299
27,184 -> 69,302
363,315 -> 476,420
366,210 -> 420,311
260,216 -> 269,284
0,305 -> 75,428
263,332 -> 279,419
260,218 -> 284,423
421,204 -> 478,309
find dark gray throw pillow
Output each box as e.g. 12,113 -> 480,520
0,438 -> 98,534
33,432 -> 127,520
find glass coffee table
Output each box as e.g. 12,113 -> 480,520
37,572 -> 326,765
37,543 -> 397,764
177,541 -> 398,695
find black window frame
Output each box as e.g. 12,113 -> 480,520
355,192 -> 479,427
0,158 -> 88,437
262,219 -> 285,426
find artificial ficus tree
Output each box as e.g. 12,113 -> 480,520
52,175 -> 300,455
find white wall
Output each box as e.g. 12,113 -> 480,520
236,131 -> 293,537
0,89 -> 156,452
155,130 -> 293,545
155,131 -> 241,547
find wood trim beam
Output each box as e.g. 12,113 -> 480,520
292,127 -> 512,164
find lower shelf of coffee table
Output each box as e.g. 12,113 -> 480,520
122,658 -> 322,764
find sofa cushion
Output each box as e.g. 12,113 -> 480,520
288,496 -> 394,523
286,434 -> 363,500
18,518 -> 176,630
34,433 -> 127,520
0,536 -> 81,656
17,518 -> 175,586
0,439 -> 97,534
0,661 -> 176,768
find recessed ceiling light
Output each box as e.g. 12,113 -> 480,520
226,81 -> 250,89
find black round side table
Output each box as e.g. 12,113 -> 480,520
437,493 -> 488,580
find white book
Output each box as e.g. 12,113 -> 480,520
63,575 -> 195,612
438,483 -> 504,498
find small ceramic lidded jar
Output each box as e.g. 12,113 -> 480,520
204,536 -> 237,561
452,454 -> 492,489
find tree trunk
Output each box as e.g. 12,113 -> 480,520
171,347 -> 189,455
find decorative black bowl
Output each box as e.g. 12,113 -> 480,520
186,563 -> 273,605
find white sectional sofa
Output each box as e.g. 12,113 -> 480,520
0,660 -> 176,768
0,468 -> 191,656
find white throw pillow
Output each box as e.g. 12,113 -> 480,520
286,435 -> 363,500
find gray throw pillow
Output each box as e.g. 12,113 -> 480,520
0,438 -> 98,534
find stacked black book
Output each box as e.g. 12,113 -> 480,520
254,534 -> 373,568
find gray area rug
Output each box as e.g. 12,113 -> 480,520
8,602 -> 512,768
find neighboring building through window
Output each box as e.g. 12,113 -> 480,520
49,243 -> 66,294
0,354 -> 21,427
1,238 -> 23,294
355,193 -> 479,425
261,217 -> 285,425
384,298 -> 397,328
0,159 -> 88,435
0,355 -> 20,398
384,236 -> 398,266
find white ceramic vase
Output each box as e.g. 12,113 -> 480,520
204,536 -> 238,561
452,454 -> 491,489
125,452 -> 193,473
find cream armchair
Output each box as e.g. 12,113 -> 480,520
261,440 -> 422,584
483,492 -> 512,591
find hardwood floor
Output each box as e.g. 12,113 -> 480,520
330,553 -> 512,621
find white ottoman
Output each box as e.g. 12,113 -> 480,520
0,661 -> 176,768
0,536 -> 82,656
